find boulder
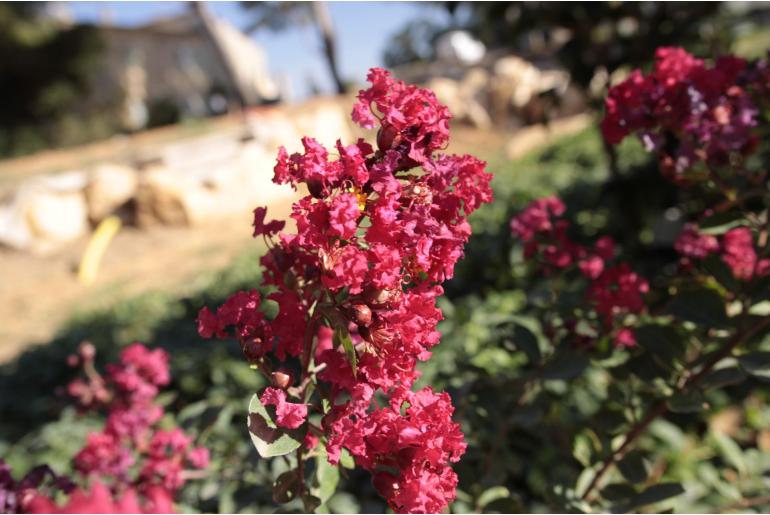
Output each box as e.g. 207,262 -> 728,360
0,171 -> 89,253
427,69 -> 492,129
490,55 -> 571,125
84,163 -> 138,222
135,141 -> 295,227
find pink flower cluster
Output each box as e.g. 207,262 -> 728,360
675,224 -> 770,280
4,343 -> 208,514
511,197 -> 649,348
26,482 -> 173,514
70,343 -> 208,495
198,68 -> 491,513
602,47 -> 759,180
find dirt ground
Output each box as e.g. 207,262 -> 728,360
0,123 -> 555,363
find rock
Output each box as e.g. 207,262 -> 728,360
84,163 -> 138,222
426,77 -> 463,120
427,69 -> 492,129
135,141 -> 296,227
0,171 -> 89,253
491,55 -> 571,125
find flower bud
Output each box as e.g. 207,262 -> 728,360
271,370 -> 293,389
372,471 -> 399,500
348,303 -> 372,327
307,179 -> 325,199
66,354 -> 79,368
241,338 -> 264,363
78,341 -> 96,362
376,124 -> 400,152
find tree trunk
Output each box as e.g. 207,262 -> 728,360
190,2 -> 249,110
311,2 -> 346,95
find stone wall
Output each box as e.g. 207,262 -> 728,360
0,97 -> 355,254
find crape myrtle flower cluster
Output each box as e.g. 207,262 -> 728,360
198,68 -> 492,513
511,197 -> 649,349
69,343 -> 209,493
24,481 -> 174,514
602,47 -> 770,287
675,224 -> 770,280
8,342 -> 209,514
602,47 -> 761,181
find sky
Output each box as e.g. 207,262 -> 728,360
65,1 -> 450,101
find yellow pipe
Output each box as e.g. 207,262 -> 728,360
78,216 -> 122,285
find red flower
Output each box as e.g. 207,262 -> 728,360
25,482 -> 174,514
252,206 -> 285,238
260,387 -> 308,429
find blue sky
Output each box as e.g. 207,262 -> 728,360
66,1 -> 450,100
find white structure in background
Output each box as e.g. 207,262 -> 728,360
435,30 -> 486,66
87,13 -> 280,130
206,14 -> 280,106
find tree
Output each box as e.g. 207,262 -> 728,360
241,1 -> 347,95
383,19 -> 442,69
445,2 -> 737,92
0,3 -> 103,157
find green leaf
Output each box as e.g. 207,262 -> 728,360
749,276 -> 770,302
177,400 -> 208,422
600,483 -> 637,502
738,352 -> 770,380
541,351 -> 590,381
334,328 -> 357,378
748,301 -> 770,316
311,448 -> 340,505
711,431 -> 747,475
699,211 -> 744,235
627,353 -> 672,380
339,449 -> 355,469
573,434 -> 593,467
511,324 -> 541,364
700,366 -> 747,390
217,484 -> 236,514
667,392 -> 707,413
634,324 -> 684,362
665,287 -> 728,328
477,486 -> 510,510
247,394 -> 303,458
703,255 -> 739,292
614,483 -> 685,512
327,492 -> 360,514
617,451 -> 648,484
